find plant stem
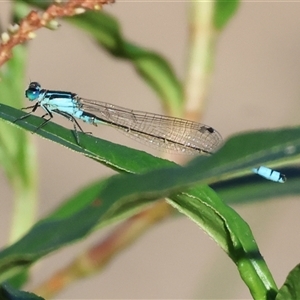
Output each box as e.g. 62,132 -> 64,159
184,1 -> 216,121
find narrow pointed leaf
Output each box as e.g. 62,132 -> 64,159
276,264 -> 300,300
0,283 -> 43,300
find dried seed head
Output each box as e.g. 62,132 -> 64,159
45,20 -> 60,30
8,23 -> 20,34
74,8 -> 86,15
1,32 -> 10,44
27,32 -> 36,39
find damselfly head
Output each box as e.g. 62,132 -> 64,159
25,82 -> 42,101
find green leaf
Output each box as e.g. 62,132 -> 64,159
3,103 -> 300,181
4,104 -> 299,296
276,264 -> 300,300
46,176 -> 159,228
214,0 -> 240,30
0,283 -> 43,300
96,129 -> 300,200
0,104 -> 178,282
3,104 -> 300,297
5,270 -> 28,291
170,188 -> 278,299
0,103 -> 174,173
0,199 -> 115,282
75,167 -> 278,298
0,178 -> 277,299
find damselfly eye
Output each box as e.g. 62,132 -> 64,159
25,82 -> 41,101
25,89 -> 39,101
